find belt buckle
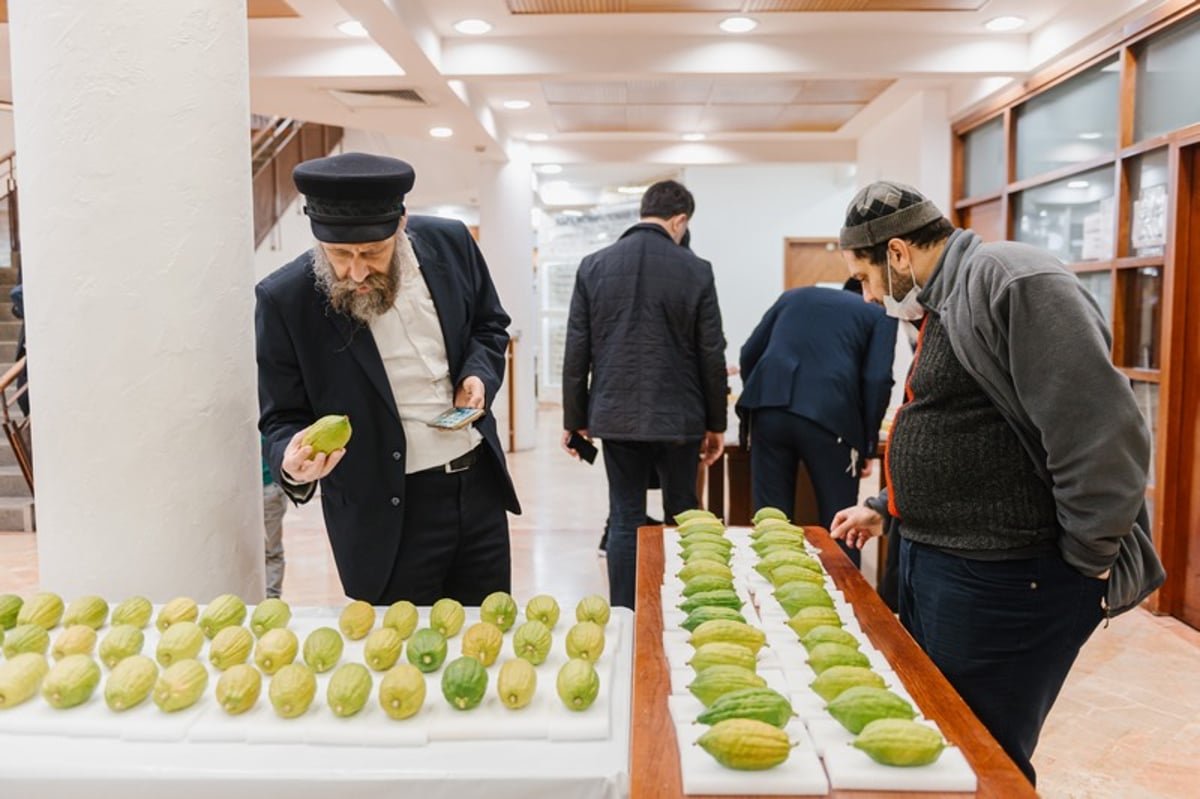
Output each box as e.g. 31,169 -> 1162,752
445,454 -> 472,474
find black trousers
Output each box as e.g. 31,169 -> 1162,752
378,448 -> 511,606
602,439 -> 702,609
748,409 -> 861,567
898,537 -> 1106,786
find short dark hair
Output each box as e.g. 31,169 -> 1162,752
640,180 -> 694,220
851,217 -> 954,267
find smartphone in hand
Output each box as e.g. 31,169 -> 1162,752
427,407 -> 486,430
567,431 -> 598,464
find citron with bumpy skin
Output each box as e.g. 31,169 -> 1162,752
42,654 -> 101,709
250,598 -> 291,637
338,600 -> 374,640
852,718 -> 946,766
111,596 -> 153,629
302,627 -> 343,673
525,595 -> 560,629
302,414 -> 352,454
479,592 -> 518,632
556,658 -> 600,711
104,655 -> 157,711
327,663 -> 372,718
156,597 -> 198,632
215,663 -> 261,716
0,652 -> 48,709
99,625 -> 145,669
496,658 -> 537,710
269,663 -> 316,719
379,663 -> 426,720
430,598 -> 466,638
574,594 -> 611,627
154,659 -> 208,712
255,628 -> 299,675
209,626 -> 254,671
17,592 -> 63,631
461,622 -> 504,667
697,718 -> 794,770
63,596 -> 109,630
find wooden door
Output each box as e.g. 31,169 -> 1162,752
960,198 -> 1005,242
784,238 -> 846,290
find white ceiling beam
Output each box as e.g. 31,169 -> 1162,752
527,137 -> 856,165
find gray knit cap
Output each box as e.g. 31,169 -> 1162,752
839,180 -> 945,249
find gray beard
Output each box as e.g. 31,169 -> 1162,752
311,242 -> 402,324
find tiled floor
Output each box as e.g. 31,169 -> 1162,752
1,407 -> 1197,798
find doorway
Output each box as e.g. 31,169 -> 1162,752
784,238 -> 846,290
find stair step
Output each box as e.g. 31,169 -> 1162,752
0,464 -> 32,496
0,496 -> 34,532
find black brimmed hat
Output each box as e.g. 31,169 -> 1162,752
293,152 -> 415,243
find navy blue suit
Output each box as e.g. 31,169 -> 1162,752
256,215 -> 520,604
737,287 -> 896,560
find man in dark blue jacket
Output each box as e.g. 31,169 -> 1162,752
737,284 -> 896,566
256,153 -> 519,606
562,180 -> 727,608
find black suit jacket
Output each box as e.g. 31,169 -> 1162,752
255,215 -> 520,602
737,286 -> 897,461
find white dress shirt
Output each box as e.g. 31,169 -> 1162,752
370,235 -> 481,473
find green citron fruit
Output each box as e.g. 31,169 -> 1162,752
198,595 -> 244,638
574,594 -> 611,627
406,628 -> 448,673
679,532 -> 732,551
302,414 -> 352,454
111,596 -> 153,629
479,592 -> 519,632
430,598 -> 466,638
556,658 -> 600,712
697,718 -> 794,770
496,658 -> 537,710
687,665 -> 766,707
364,627 -> 405,671
269,663 -> 317,719
681,606 -> 745,633
99,625 -> 145,669
154,659 -> 208,712
461,622 -> 504,667
382,600 -> 419,639
751,517 -> 801,535
695,687 -> 795,729
338,600 -> 375,640
525,595 -> 560,629
104,655 -> 157,711
378,663 -> 426,720
687,620 -> 767,654
676,560 -> 734,583
775,582 -> 834,617
63,595 -> 109,630
254,628 -> 299,675
687,642 -> 757,674
806,642 -> 870,674
682,575 -> 735,597
156,597 -> 199,632
4,623 -> 49,659
51,625 -> 97,660
769,566 -> 825,589
565,621 -> 606,663
17,592 -> 64,630
809,665 -> 886,702
853,718 -> 947,767
156,621 -> 204,667
826,686 -> 917,734
250,598 -> 291,637
682,548 -> 730,566
208,625 -> 254,671
441,656 -> 488,710
678,590 -> 743,615
512,620 -> 552,666
327,662 -> 372,718
755,550 -> 822,580
673,508 -> 717,525
302,627 -> 344,673
751,507 -> 789,525
0,652 -> 49,709
215,662 -> 262,715
0,594 -> 23,630
42,654 -> 102,709
785,607 -> 844,639
800,625 -> 861,652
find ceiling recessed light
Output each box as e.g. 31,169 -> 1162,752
1067,180 -> 1090,189
336,20 -> 367,37
985,16 -> 1026,32
429,126 -> 454,138
526,132 -> 549,142
1078,131 -> 1103,140
536,164 -> 563,175
503,99 -> 532,110
682,133 -> 706,142
454,19 -> 493,35
719,16 -> 758,34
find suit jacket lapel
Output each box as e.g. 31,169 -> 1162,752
409,230 -> 464,380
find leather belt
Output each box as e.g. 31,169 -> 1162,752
416,446 -> 479,476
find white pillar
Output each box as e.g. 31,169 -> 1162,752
479,144 -> 538,451
9,0 -> 264,600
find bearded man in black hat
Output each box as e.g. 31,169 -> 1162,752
256,152 -> 520,606
829,180 -> 1162,786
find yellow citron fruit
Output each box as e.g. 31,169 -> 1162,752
303,415 -> 352,455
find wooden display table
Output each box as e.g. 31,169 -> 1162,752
630,525 -> 1036,799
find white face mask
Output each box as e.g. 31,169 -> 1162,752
883,259 -> 925,321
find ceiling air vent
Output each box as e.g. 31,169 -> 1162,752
325,88 -> 430,110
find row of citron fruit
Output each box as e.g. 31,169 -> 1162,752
670,508 -> 798,772
748,508 -> 947,768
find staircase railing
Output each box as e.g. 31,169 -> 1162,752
1,150 -> 19,275
0,356 -> 32,496
251,118 -> 343,248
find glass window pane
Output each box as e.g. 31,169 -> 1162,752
1015,59 -> 1119,180
1135,13 -> 1200,142
1076,270 -> 1113,326
1014,166 -> 1115,264
1119,267 -> 1163,370
1126,148 -> 1170,258
963,117 -> 1005,197
1131,381 -> 1159,486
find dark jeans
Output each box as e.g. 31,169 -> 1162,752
749,409 -> 861,567
898,537 -> 1106,786
602,438 -> 702,609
